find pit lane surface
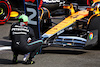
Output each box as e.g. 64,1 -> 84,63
0,19 -> 100,67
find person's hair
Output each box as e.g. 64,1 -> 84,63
18,14 -> 29,22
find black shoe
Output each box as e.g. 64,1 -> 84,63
12,58 -> 18,64
23,59 -> 35,64
12,55 -> 18,64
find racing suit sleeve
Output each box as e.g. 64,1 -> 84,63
28,27 -> 37,41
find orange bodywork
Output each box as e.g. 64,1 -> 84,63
93,0 -> 100,2
45,10 -> 89,35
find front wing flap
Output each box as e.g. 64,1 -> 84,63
43,36 -> 87,49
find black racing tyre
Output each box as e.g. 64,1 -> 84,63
88,16 -> 100,47
0,1 -> 11,24
77,0 -> 87,6
42,3 -> 59,12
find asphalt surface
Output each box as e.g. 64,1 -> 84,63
0,18 -> 100,67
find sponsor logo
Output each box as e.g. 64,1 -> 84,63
66,43 -> 72,45
43,0 -> 60,3
43,0 -> 65,6
89,32 -> 93,39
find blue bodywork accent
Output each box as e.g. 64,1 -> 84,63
28,40 -> 43,45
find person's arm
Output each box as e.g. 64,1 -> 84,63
29,27 -> 36,41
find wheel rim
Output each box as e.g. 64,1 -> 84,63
0,1 -> 10,24
0,8 -> 3,15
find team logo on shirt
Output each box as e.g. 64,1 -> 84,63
11,25 -> 29,35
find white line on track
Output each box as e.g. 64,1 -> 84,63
0,46 -> 11,51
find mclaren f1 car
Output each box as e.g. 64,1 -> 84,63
41,0 -> 100,49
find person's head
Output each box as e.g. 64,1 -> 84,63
18,14 -> 29,26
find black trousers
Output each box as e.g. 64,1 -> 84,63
13,43 -> 42,60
